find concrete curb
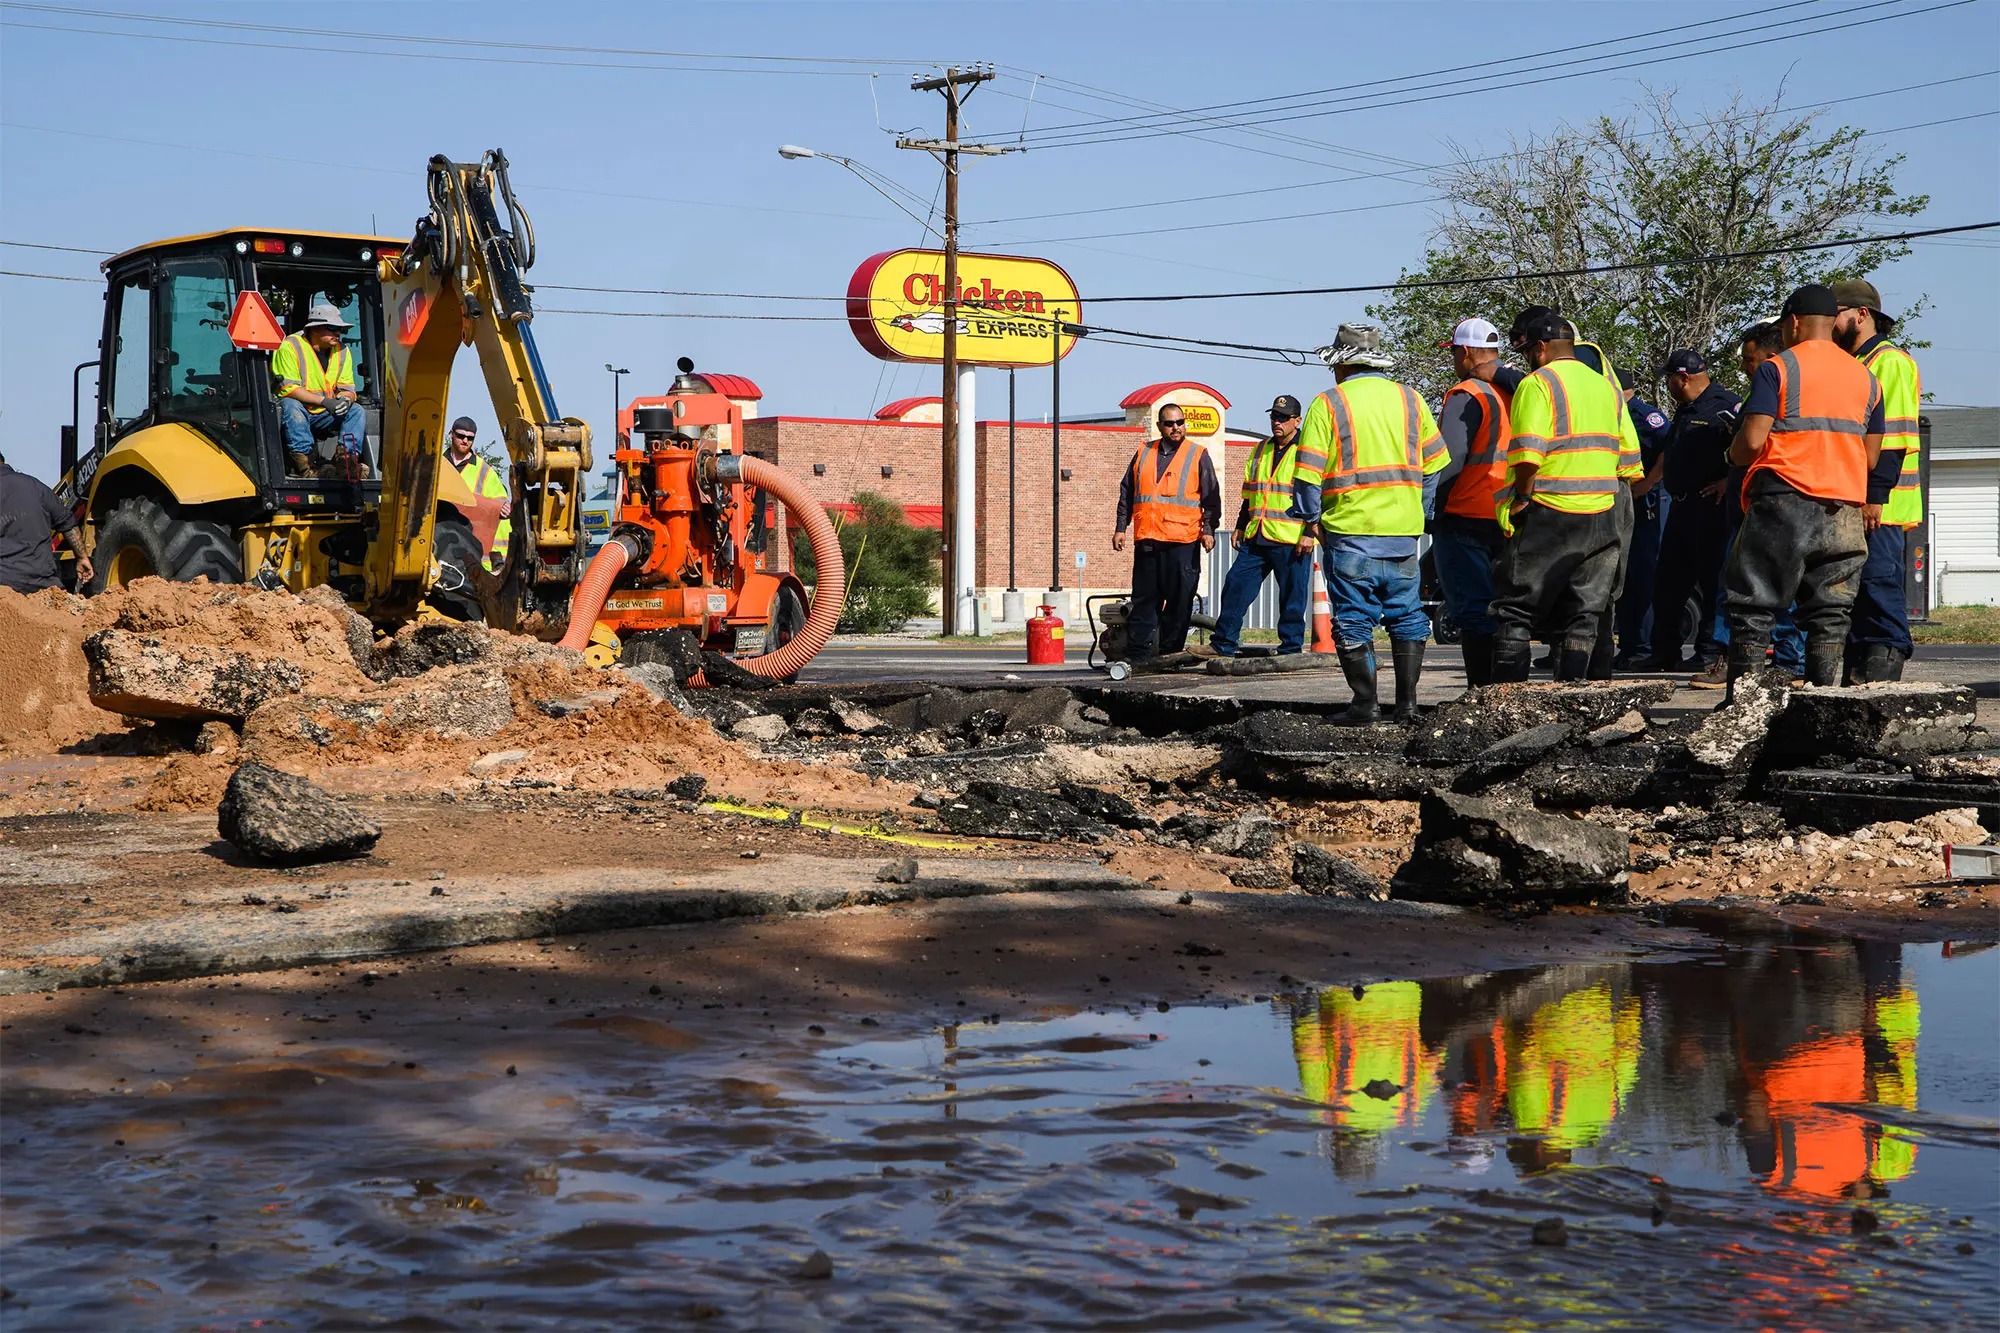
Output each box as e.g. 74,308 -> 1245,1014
0,856 -> 1143,995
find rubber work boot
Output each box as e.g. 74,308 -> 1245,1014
1554,639 -> 1595,682
1587,610 -> 1616,680
1459,632 -> 1495,688
1724,636 -> 1770,701
1390,639 -> 1425,724
1804,637 -> 1845,688
1334,645 -> 1380,725
1853,643 -> 1902,683
1491,628 -> 1534,683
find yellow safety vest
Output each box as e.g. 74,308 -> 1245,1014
1241,434 -> 1307,544
1862,341 -> 1923,527
1305,376 -> 1447,538
272,332 -> 355,413
456,454 -> 512,572
1498,359 -> 1640,536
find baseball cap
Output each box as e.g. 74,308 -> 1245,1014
1438,316 -> 1502,349
1661,349 -> 1707,376
1515,311 -> 1571,343
1268,394 -> 1302,419
1781,283 -> 1839,318
450,416 -> 478,435
1507,305 -> 1559,343
1829,277 -> 1896,327
1614,368 -> 1638,391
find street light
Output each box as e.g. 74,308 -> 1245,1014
775,145 -> 943,240
605,363 -> 630,443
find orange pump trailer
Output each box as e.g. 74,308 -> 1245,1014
558,365 -> 843,681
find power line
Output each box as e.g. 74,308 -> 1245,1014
1089,220 -> 2000,303
1022,0 -> 1974,149
969,68 -> 1999,228
0,268 -> 95,281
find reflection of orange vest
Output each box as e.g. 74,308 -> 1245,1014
1745,340 -> 1880,506
1130,440 -> 1203,543
1751,1032 -> 1869,1199
1442,379 -> 1513,521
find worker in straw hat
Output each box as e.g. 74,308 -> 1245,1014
272,300 -> 366,478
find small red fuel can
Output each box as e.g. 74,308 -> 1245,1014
1026,603 -> 1066,664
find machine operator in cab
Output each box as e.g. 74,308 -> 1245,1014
1722,284 -> 1884,691
273,302 -> 366,479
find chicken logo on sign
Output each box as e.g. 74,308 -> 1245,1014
849,249 -> 1082,367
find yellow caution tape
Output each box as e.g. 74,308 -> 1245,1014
702,799 -> 979,851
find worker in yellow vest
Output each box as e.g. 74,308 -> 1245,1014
444,416 -> 512,572
1301,323 -> 1449,723
1831,278 -> 1921,682
1205,394 -> 1315,657
1113,404 -> 1220,660
1489,311 -> 1644,682
271,302 -> 367,478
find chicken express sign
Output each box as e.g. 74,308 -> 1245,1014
847,249 -> 1082,367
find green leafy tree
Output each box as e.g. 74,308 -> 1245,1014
792,490 -> 941,635
1367,89 -> 1927,401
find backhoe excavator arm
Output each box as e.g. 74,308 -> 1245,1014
369,150 -> 590,629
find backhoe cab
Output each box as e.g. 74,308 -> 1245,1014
59,150 -> 589,631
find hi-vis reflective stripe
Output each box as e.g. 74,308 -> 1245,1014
1772,349 -> 1867,436
1323,383 -> 1427,492
1462,381 -> 1505,465
1328,389 -> 1359,475
1540,371 -> 1621,455
1141,442 -> 1201,506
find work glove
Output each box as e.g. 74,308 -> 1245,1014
325,396 -> 351,417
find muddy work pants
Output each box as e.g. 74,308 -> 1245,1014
1126,538 -> 1202,660
1490,503 -> 1621,681
1722,479 -> 1866,684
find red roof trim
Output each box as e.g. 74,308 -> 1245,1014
693,372 -> 763,400
1119,380 -> 1233,410
791,501 -> 944,529
754,415 -> 1142,433
874,396 -> 941,420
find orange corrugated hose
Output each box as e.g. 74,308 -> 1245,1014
554,456 -> 844,683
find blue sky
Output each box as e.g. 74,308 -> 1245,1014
3,0 -> 1996,480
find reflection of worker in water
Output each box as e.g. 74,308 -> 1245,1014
1738,974 -> 1920,1199
1291,981 -> 1441,1179
443,415 -> 512,573
1502,982 -> 1642,1169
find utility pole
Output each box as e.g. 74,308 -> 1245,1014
900,67 -> 1005,635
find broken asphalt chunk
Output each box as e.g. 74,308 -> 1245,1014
85,630 -> 303,723
1290,843 -> 1383,899
217,761 -> 381,866
1406,681 -> 1672,764
1391,791 -> 1628,909
1765,682 -> 1984,763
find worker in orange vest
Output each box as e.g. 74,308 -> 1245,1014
1113,403 -> 1220,660
1722,284 -> 1884,690
1431,317 -> 1519,686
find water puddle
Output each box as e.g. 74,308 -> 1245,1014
4,940 -> 1996,1328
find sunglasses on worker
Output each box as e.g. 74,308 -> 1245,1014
1160,417 -> 1187,428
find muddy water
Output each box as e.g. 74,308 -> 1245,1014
4,941 -> 1996,1329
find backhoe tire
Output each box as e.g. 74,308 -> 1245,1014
427,512 -> 487,623
89,493 -> 242,594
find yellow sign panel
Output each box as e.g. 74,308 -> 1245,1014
1180,404 -> 1222,436
848,249 -> 1082,367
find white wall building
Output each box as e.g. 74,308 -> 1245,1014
1929,407 -> 2000,607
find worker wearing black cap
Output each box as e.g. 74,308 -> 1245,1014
1831,277 -> 1922,682
1488,311 -> 1644,681
1721,284 -> 1884,689
443,416 -> 513,572
1206,394 -> 1316,657
1641,350 -> 1740,683
1613,367 -> 1673,669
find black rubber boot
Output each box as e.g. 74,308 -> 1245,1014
1884,647 -> 1907,681
1588,609 -> 1616,680
1390,639 -> 1425,723
1459,633 -> 1495,688
1804,637 -> 1845,688
1724,635 -> 1770,700
1853,643 -> 1903,683
1491,628 -> 1533,683
1334,645 -> 1379,725
1554,638 -> 1595,682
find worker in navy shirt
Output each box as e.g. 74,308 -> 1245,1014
1641,351 -> 1739,682
1612,368 -> 1673,669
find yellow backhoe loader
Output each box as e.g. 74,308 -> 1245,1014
57,149 -> 588,630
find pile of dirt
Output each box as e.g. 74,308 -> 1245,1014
95,579 -> 373,695
0,588 -> 119,753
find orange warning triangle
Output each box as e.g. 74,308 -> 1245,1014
227,291 -> 286,351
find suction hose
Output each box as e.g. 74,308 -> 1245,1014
554,456 -> 844,682
736,455 -> 844,680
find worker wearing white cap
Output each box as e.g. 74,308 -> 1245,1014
1431,316 -> 1522,685
272,300 -> 366,477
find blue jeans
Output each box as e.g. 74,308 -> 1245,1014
280,397 -> 366,459
1848,523 -> 1914,655
1324,545 -> 1429,648
1211,537 -> 1312,655
1431,516 -> 1504,637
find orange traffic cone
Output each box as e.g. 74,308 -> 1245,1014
1310,555 -> 1337,654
